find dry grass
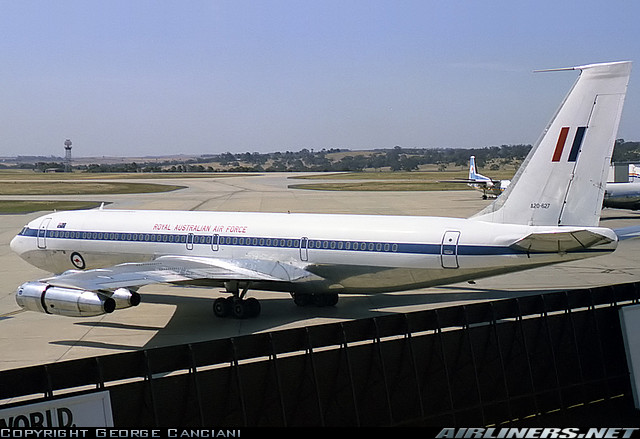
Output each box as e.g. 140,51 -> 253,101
0,200 -> 103,214
0,181 -> 185,195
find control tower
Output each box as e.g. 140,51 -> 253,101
64,139 -> 72,172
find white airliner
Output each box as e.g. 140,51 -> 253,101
9,61 -> 635,320
603,182 -> 640,210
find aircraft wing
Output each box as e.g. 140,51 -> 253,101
41,255 -> 317,291
510,230 -> 615,253
437,179 -> 498,187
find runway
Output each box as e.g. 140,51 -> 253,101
1,172 -> 639,372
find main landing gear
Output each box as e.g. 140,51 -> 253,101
211,282 -> 341,319
213,282 -> 261,319
213,296 -> 261,319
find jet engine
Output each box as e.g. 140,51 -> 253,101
15,282 -> 139,317
109,288 -> 141,310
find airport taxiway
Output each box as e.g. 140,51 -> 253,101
1,173 -> 639,372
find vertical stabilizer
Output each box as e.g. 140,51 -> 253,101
469,156 -> 489,181
469,156 -> 479,179
473,61 -> 631,226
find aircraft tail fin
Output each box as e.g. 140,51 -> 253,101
469,155 -> 489,181
473,61 -> 632,227
469,156 -> 479,179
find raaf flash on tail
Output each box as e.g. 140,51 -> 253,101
9,61 -> 633,320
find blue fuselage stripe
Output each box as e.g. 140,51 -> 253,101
19,227 -> 607,257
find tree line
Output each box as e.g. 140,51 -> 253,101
22,140 -> 640,173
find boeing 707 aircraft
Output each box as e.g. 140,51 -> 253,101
10,61 -> 634,320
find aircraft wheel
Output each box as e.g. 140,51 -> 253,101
293,293 -> 312,307
213,297 -> 232,318
232,301 -> 246,319
245,297 -> 261,318
232,298 -> 261,319
313,293 -> 339,307
325,293 -> 339,307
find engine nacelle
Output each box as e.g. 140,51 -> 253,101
108,288 -> 141,310
15,282 -> 116,317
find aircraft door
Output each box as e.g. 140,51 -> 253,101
441,231 -> 460,268
300,237 -> 308,261
211,234 -> 219,251
37,218 -> 52,249
187,233 -> 194,250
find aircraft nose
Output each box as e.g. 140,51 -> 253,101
10,233 -> 29,257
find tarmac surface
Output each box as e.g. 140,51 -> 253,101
1,172 -> 639,372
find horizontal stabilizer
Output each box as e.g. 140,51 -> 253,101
614,225 -> 640,241
438,179 -> 498,186
510,230 -> 615,253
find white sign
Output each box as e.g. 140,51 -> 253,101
0,391 -> 113,427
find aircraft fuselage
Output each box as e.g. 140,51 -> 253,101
11,209 -> 618,295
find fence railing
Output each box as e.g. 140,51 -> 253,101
2,281 -> 640,426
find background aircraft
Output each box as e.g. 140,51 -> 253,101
603,182 -> 640,210
461,156 -> 640,210
439,155 -> 510,199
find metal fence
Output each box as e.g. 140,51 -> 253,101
2,281 -> 640,427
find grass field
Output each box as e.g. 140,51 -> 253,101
0,170 -> 253,180
0,168 -> 515,212
0,200 -> 104,214
0,181 -> 185,195
0,172 -> 187,213
288,169 -> 515,191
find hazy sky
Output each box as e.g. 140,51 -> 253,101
1,1 -> 639,157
